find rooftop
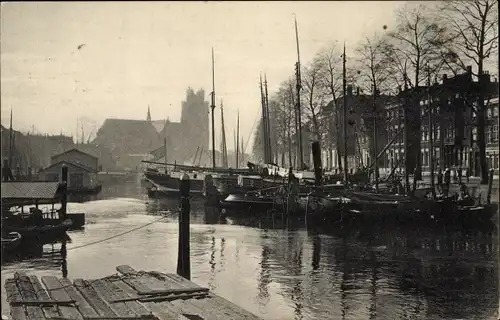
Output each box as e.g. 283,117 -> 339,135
1,181 -> 62,200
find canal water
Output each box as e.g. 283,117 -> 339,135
1,178 -> 499,320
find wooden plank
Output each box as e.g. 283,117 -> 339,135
139,287 -> 210,296
14,272 -> 46,320
59,278 -> 99,319
162,273 -> 262,320
102,279 -> 152,317
10,300 -> 75,306
117,266 -> 262,320
89,279 -> 135,318
4,278 -> 28,320
27,276 -> 60,319
73,279 -> 117,318
111,279 -> 179,320
41,276 -> 83,320
123,270 -> 222,320
116,265 -> 213,319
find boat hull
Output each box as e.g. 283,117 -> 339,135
2,219 -> 73,243
1,232 -> 22,252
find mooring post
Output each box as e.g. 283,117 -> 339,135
177,173 -> 191,280
311,141 -> 323,187
486,168 -> 494,205
60,165 -> 68,221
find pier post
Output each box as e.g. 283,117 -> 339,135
486,168 -> 494,205
60,165 -> 68,221
311,141 -> 323,186
177,173 -> 191,280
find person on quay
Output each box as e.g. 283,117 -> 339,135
443,168 -> 451,197
437,168 -> 443,195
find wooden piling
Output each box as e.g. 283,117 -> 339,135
177,173 -> 191,280
486,168 -> 494,204
60,164 -> 68,221
311,141 -> 323,186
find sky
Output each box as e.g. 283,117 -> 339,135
0,1 -> 408,151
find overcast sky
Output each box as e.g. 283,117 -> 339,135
1,1 -> 408,151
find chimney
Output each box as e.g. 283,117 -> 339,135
356,87 -> 360,96
466,65 -> 472,74
347,85 -> 353,96
442,74 -> 448,83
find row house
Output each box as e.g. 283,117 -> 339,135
384,67 -> 499,176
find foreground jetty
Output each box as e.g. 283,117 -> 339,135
5,265 -> 262,320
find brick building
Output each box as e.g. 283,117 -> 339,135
384,68 -> 499,176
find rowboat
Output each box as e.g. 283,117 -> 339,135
1,232 -> 22,252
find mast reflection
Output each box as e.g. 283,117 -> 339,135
257,233 -> 271,312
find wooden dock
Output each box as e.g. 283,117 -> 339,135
4,265 -> 263,320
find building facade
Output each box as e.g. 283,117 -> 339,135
39,160 -> 98,188
384,68 -> 499,175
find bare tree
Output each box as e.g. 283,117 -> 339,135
354,34 -> 391,94
315,43 -> 344,168
441,0 -> 499,183
302,58 -> 327,142
384,3 -> 454,88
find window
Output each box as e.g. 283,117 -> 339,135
493,125 -> 499,143
473,127 -> 477,142
494,106 -> 499,117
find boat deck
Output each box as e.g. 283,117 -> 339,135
4,265 -> 262,320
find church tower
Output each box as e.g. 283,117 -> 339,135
147,105 -> 151,122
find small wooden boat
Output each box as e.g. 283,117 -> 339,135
1,232 -> 22,252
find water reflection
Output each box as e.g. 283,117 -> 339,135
2,236 -> 69,278
257,234 -> 271,312
1,180 -> 498,320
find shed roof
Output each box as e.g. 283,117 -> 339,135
1,182 -> 62,200
51,148 -> 98,160
41,160 -> 98,173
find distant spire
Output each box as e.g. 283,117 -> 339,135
147,105 -> 151,122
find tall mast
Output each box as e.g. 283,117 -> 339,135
236,110 -> 240,168
290,82 -> 299,168
260,74 -> 269,164
294,15 -> 304,169
81,121 -> 84,145
220,99 -> 228,168
76,118 -> 79,147
372,84 -> 379,192
427,65 -> 436,199
403,73 -> 410,194
264,74 -> 272,163
342,43 -> 348,183
9,109 -> 13,168
233,129 -> 237,168
211,47 -> 216,169
241,136 -> 245,167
